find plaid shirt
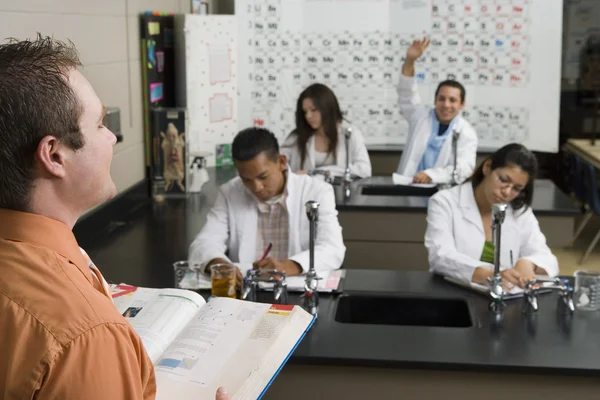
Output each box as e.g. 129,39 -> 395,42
255,187 -> 290,261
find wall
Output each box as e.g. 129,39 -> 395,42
0,0 -> 193,197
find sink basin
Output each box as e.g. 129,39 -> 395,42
334,293 -> 472,328
361,184 -> 437,197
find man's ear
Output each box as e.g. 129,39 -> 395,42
278,154 -> 288,171
36,136 -> 67,178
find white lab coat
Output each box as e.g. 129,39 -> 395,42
425,182 -> 559,284
189,172 -> 346,275
281,122 -> 372,178
395,74 -> 478,184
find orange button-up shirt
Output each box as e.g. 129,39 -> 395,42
0,209 -> 156,399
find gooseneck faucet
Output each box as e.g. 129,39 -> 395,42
242,269 -> 289,304
522,277 -> 575,314
343,127 -> 352,198
303,200 -> 321,317
488,203 -> 508,312
450,129 -> 460,186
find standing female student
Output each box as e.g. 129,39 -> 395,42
424,143 -> 559,291
281,83 -> 372,178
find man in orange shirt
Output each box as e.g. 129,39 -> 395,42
0,36 -> 230,400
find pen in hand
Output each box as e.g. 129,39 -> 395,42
259,242 -> 273,262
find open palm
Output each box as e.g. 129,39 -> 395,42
406,37 -> 431,60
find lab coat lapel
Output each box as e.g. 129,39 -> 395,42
284,172 -> 298,256
237,189 -> 258,263
459,183 -> 484,234
403,115 -> 433,176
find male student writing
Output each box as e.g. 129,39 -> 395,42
395,37 -> 478,185
0,35 -> 230,400
189,127 -> 346,278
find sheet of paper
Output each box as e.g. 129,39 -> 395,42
209,93 -> 233,123
392,173 -> 437,188
258,269 -> 345,292
154,297 -> 271,386
208,45 -> 231,84
112,287 -> 206,363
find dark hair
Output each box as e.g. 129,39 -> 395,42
469,143 -> 538,211
232,127 -> 280,162
288,83 -> 343,168
435,80 -> 466,103
0,34 -> 83,211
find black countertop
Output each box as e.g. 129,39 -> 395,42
285,270 -> 600,376
334,176 -> 582,216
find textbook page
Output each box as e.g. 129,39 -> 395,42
112,285 -> 206,363
154,297 -> 314,400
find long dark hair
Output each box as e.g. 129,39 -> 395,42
468,143 -> 538,211
289,83 -> 343,168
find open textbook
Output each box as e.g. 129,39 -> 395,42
110,284 -> 315,399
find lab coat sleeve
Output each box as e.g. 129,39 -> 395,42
397,74 -> 425,124
517,208 -> 559,277
188,189 -> 232,270
425,194 -> 493,283
289,184 -> 346,274
348,126 -> 372,178
422,125 -> 478,184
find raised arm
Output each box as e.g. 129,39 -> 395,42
397,37 -> 431,122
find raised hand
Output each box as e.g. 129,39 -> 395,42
406,37 -> 431,61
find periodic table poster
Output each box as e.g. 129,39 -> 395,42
236,0 -> 563,153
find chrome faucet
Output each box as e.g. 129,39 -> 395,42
450,129 -> 460,186
522,277 -> 575,314
242,269 -> 289,304
308,169 -> 333,184
488,203 -> 508,312
437,129 -> 460,190
343,127 -> 352,198
303,201 -> 321,317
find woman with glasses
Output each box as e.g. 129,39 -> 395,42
425,143 -> 559,291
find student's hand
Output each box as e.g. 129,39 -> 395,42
513,259 -> 537,281
215,387 -> 231,400
406,37 -> 431,61
253,258 -> 303,276
413,172 -> 432,184
500,268 -> 528,290
296,169 -> 308,175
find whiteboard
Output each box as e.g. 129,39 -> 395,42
236,0 -> 563,153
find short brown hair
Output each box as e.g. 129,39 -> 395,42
0,34 -> 84,211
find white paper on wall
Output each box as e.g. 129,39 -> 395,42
236,0 -> 563,153
184,15 -> 238,167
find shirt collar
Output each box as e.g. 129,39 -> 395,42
0,208 -> 91,282
255,171 -> 290,213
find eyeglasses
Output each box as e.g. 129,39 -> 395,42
494,171 -> 524,194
